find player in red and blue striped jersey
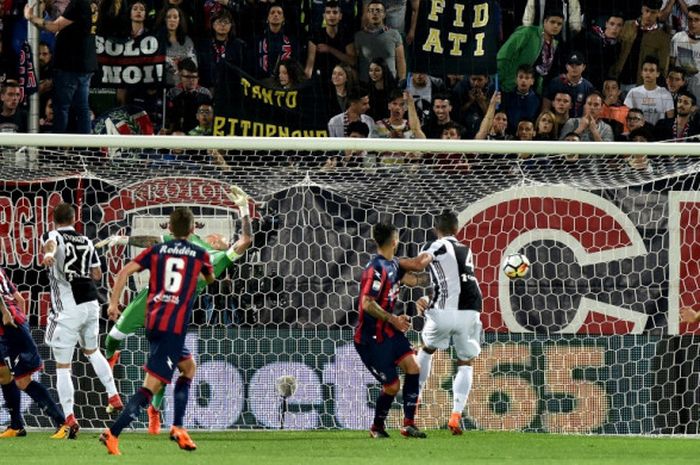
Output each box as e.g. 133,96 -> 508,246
354,222 -> 427,439
100,208 -> 214,456
0,266 -> 74,439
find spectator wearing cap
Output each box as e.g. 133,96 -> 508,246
609,0 -> 671,91
327,84 -> 376,137
497,8 -> 565,94
543,51 -> 596,118
571,12 -> 624,90
351,0 -> 406,82
623,55 -> 674,125
670,5 -> 700,101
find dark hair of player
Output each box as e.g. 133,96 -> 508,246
169,207 -> 194,238
53,203 -> 75,225
435,210 -> 458,235
372,222 -> 397,247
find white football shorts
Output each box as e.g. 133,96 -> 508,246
421,309 -> 482,360
45,300 -> 100,363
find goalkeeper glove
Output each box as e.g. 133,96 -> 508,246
95,235 -> 129,249
227,185 -> 250,217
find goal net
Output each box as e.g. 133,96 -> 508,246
1,135 -> 699,434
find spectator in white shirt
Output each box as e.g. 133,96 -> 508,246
623,55 -> 675,125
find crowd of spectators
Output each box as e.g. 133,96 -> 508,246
0,0 -> 699,162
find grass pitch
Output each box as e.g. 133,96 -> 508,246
2,430 -> 697,465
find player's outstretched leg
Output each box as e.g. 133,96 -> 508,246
399,373 -> 426,438
448,363 -> 474,436
101,386 -> 154,455
84,349 -> 123,413
0,381 -> 26,438
148,387 -> 166,435
169,361 -> 196,451
370,384 -> 396,438
16,377 -> 73,439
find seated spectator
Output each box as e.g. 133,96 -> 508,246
624,128 -> 655,174
476,92 -> 513,140
165,58 -> 213,133
571,12 -> 624,90
188,103 -> 214,136
157,5 -> 197,87
502,64 -> 540,135
327,84 -> 376,137
670,5 -> 700,100
38,41 -> 54,112
515,119 -> 536,140
665,65 -> 688,112
559,92 -> 614,141
40,98 -> 54,133
497,8 -> 565,94
367,57 -> 396,121
323,120 -> 373,169
0,81 -> 27,133
454,73 -> 491,139
624,56 -> 675,125
252,3 -> 301,79
600,78 -> 630,135
621,107 -> 654,140
327,63 -> 358,117
655,89 -> 700,141
543,52 -> 595,118
196,9 -> 245,90
421,94 -> 456,139
441,121 -> 464,140
551,91 -> 573,129
269,58 -> 307,90
402,72 -> 446,125
534,111 -> 559,139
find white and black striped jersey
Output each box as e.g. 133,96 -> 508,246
42,227 -> 101,308
421,236 -> 482,311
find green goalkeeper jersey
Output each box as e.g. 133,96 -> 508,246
113,233 -> 240,334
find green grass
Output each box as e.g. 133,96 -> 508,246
2,430 -> 698,465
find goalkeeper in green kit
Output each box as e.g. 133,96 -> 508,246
99,186 -> 252,434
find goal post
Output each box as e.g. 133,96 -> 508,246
0,134 -> 699,434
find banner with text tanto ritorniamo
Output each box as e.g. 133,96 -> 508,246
213,63 -> 329,137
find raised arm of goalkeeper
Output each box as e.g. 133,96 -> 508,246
96,185 -> 253,260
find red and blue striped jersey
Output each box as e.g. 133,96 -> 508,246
354,254 -> 404,344
134,239 -> 213,335
0,267 -> 26,336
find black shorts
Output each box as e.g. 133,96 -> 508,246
0,322 -> 43,379
354,334 -> 414,386
144,332 -> 191,384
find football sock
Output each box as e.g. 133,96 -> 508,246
373,391 -> 394,429
86,352 -> 118,397
111,387 -> 153,437
105,328 -> 127,359
402,373 -> 420,423
151,386 -> 165,410
452,365 -> 473,414
1,382 -> 24,430
56,368 -> 75,418
416,349 -> 433,389
24,380 -> 65,427
173,376 -> 192,427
